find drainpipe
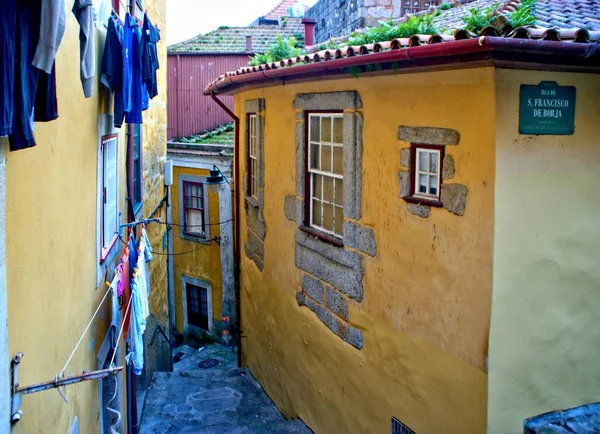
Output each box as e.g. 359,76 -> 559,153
209,93 -> 242,368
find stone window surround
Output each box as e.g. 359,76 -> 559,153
177,174 -> 211,244
180,275 -> 214,335
398,125 -> 468,218
243,99 -> 265,210
293,91 -> 375,351
243,99 -> 267,271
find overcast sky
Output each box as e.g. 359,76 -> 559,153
166,0 -> 318,46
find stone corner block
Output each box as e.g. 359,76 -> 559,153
441,184 -> 468,216
343,221 -> 377,257
284,195 -> 296,222
244,98 -> 265,113
407,203 -> 430,219
442,154 -> 455,180
399,170 -> 410,198
246,206 -> 267,241
325,286 -> 349,321
344,326 -> 364,350
303,274 -> 324,303
244,241 -> 264,271
400,148 -> 411,168
398,125 -> 460,146
293,91 -> 362,111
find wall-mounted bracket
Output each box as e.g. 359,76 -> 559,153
10,353 -> 123,425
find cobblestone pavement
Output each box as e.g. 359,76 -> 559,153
139,344 -> 313,433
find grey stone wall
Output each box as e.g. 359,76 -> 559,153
307,0 -> 366,44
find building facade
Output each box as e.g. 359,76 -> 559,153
1,0 -> 168,432
205,22 -> 600,434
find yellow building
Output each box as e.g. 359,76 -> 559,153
0,0 -> 168,432
204,26 -> 600,434
166,134 -> 234,344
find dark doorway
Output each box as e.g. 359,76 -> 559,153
186,283 -> 209,330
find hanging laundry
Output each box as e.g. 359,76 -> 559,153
32,0 -> 67,74
101,14 -> 125,128
126,268 -> 147,375
141,14 -> 161,100
140,226 -> 153,295
117,241 -> 132,340
122,13 -> 134,116
1,0 -> 17,138
72,0 -> 95,98
108,273 -> 121,350
34,63 -> 58,122
124,14 -> 144,124
6,0 -> 42,150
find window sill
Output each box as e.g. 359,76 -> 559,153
100,235 -> 119,264
299,225 -> 344,248
245,196 -> 259,208
403,195 -> 443,208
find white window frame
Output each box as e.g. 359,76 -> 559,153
248,114 -> 259,200
178,174 -> 211,243
100,134 -> 119,263
308,113 -> 344,238
414,147 -> 442,200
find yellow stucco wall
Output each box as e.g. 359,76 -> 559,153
5,0 -> 166,432
171,166 -> 223,334
233,67 -> 495,434
488,69 -> 600,433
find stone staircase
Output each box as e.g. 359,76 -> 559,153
139,344 -> 312,434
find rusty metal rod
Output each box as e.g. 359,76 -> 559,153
16,367 -> 123,396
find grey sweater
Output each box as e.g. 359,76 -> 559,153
72,0 -> 95,98
33,0 -> 67,74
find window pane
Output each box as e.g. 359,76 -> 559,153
332,146 -> 343,175
430,152 -> 439,173
334,178 -> 344,207
323,203 -> 333,231
334,206 -> 343,235
323,177 -> 333,203
333,116 -> 343,144
322,117 -> 332,142
322,145 -> 332,172
186,209 -> 204,233
429,175 -> 439,195
311,143 -> 320,170
419,150 -> 428,171
310,116 -> 320,142
418,175 -> 428,194
312,199 -> 322,227
313,174 -> 323,199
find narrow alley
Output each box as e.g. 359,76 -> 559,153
140,344 -> 312,433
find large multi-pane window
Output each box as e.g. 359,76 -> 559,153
414,146 -> 441,199
183,181 -> 206,237
308,113 -> 344,238
248,114 -> 259,199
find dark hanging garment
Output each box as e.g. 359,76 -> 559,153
34,62 -> 58,122
124,15 -> 143,124
141,14 -> 160,100
9,0 -> 42,151
101,16 -> 125,128
0,0 -> 17,137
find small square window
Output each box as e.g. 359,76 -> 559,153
414,147 -> 441,199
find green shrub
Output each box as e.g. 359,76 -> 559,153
347,15 -> 439,46
249,35 -> 302,66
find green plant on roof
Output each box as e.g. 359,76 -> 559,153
281,16 -> 288,27
439,2 -> 452,10
507,0 -> 536,27
461,4 -> 498,33
462,0 -> 536,33
248,35 -> 302,66
347,15 -> 438,46
218,25 -> 229,30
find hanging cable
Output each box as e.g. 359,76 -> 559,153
59,284 -> 113,378
156,218 -> 235,228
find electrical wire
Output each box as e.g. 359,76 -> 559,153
157,218 -> 234,228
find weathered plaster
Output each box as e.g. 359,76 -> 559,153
219,183 -> 236,326
488,69 -> 600,434
235,68 -> 494,434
